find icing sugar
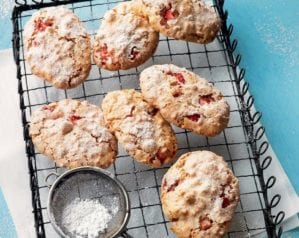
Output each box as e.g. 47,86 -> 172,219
23,6 -> 89,87
121,116 -> 156,151
61,198 -> 118,238
96,2 -> 155,57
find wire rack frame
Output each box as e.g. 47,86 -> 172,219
11,0 -> 285,237
215,1 -> 285,237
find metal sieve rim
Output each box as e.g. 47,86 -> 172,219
47,166 -> 131,238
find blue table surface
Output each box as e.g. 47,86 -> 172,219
0,0 -> 298,236
0,188 -> 17,237
225,0 -> 299,196
226,0 -> 299,236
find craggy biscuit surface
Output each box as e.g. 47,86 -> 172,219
102,89 -> 177,167
93,2 -> 159,70
132,0 -> 220,43
23,6 -> 91,89
140,64 -> 230,136
161,151 -> 240,238
30,99 -> 117,169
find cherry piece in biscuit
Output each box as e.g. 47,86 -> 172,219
199,94 -> 215,105
69,115 -> 82,122
35,18 -> 53,32
186,114 -> 201,122
160,4 -> 179,26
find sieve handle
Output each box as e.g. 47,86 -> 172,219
45,172 -> 59,188
120,231 -> 133,238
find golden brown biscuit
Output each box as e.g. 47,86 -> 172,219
93,2 -> 159,71
23,6 -> 91,89
161,151 -> 240,238
140,64 -> 230,137
29,99 -> 117,169
102,89 -> 177,167
132,0 -> 221,43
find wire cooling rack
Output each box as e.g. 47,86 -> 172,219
12,0 -> 285,237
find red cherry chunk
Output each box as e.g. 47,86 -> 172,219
174,73 -> 185,84
186,114 -> 201,122
69,115 -> 82,122
129,47 -> 139,60
166,72 -> 185,84
35,18 -> 53,32
167,179 -> 179,192
200,217 -> 213,230
99,44 -> 109,64
156,149 -> 167,164
220,191 -> 230,208
164,9 -> 176,20
222,196 -> 230,208
199,94 -> 214,105
160,4 -> 178,25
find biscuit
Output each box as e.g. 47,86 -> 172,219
93,2 -> 159,71
23,6 -> 91,89
132,0 -> 220,44
161,151 -> 240,238
102,89 -> 177,167
29,99 -> 117,169
140,64 -> 230,137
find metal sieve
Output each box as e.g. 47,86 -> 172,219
46,167 -> 131,238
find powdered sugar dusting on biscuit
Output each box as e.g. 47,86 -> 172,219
161,151 -> 240,238
93,2 -> 159,70
29,99 -> 117,169
140,64 -> 230,137
102,89 -> 177,167
121,114 -> 156,153
23,6 -> 91,89
136,0 -> 220,43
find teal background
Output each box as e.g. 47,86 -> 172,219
225,0 -> 299,236
0,18 -> 12,49
0,188 -> 17,237
225,0 -> 299,195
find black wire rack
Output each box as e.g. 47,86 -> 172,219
12,0 -> 285,237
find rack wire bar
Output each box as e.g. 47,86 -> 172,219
12,0 -> 284,237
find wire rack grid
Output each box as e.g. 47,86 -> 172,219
12,0 -> 285,237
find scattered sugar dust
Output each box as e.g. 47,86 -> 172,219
0,0 -> 14,19
255,16 -> 299,69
